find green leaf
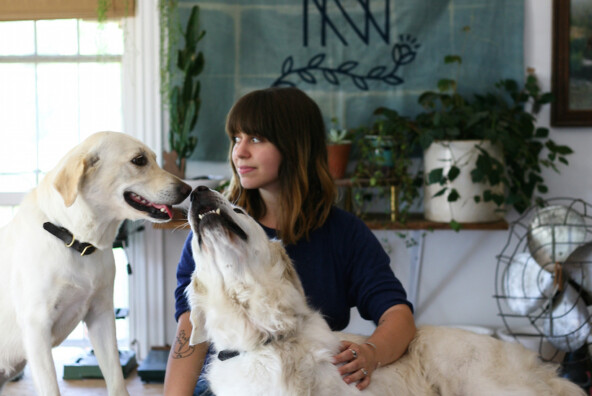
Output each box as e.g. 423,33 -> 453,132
418,91 -> 439,108
555,145 -> 574,155
427,168 -> 445,184
534,127 -> 549,138
438,78 -> 456,92
447,189 -> 460,202
447,166 -> 460,181
444,55 -> 462,64
491,193 -> 505,206
540,92 -> 554,104
537,184 -> 548,193
449,220 -> 461,231
433,187 -> 447,198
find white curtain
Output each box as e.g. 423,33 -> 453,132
122,0 -> 167,360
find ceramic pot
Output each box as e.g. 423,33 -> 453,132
162,150 -> 186,179
327,142 -> 351,179
423,140 -> 505,223
364,135 -> 395,168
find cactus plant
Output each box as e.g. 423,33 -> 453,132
168,5 -> 205,171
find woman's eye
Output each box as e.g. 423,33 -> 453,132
251,137 -> 262,143
131,155 -> 147,166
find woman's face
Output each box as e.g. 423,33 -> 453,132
231,132 -> 283,192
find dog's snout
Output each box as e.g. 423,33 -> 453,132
190,185 -> 212,202
178,182 -> 192,198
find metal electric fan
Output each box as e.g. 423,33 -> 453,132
495,198 -> 592,391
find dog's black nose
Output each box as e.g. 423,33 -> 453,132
190,185 -> 211,202
179,182 -> 192,198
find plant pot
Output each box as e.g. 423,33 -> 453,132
163,150 -> 186,179
327,142 -> 352,179
423,140 -> 505,223
364,135 -> 395,168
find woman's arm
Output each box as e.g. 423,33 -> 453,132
164,311 -> 209,396
334,303 -> 416,390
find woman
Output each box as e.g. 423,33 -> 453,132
164,87 -> 416,395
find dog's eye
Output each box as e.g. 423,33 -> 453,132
131,155 -> 147,166
233,208 -> 245,215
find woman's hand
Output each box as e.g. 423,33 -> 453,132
333,340 -> 378,390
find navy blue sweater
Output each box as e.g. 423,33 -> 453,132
175,206 -> 412,331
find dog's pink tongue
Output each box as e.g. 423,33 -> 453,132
154,203 -> 173,219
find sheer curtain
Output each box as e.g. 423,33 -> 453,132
123,0 -> 168,360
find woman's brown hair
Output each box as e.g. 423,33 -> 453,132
225,87 -> 336,245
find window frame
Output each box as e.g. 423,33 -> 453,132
0,1 -> 164,360
0,18 -> 124,203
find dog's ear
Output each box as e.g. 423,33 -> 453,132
54,153 -> 99,207
187,277 -> 209,345
189,308 -> 208,346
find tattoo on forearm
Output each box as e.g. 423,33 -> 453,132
172,329 -> 195,359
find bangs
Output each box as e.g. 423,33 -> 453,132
226,91 -> 279,143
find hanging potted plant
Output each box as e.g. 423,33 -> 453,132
415,55 -> 573,228
350,108 -> 422,223
160,3 -> 205,178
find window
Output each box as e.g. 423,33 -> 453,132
0,18 -> 129,348
0,18 -> 124,225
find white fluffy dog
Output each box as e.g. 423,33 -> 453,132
0,132 -> 191,396
186,186 -> 584,396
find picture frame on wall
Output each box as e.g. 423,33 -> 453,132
551,0 -> 592,126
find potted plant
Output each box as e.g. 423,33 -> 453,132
415,55 -> 573,227
326,118 -> 352,180
160,3 -> 205,178
350,108 -> 422,223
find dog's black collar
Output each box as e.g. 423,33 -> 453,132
43,222 -> 97,256
217,349 -> 240,361
217,337 -> 276,362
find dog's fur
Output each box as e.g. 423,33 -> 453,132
0,132 -> 191,396
186,186 -> 585,396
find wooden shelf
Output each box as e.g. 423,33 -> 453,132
334,177 -> 508,230
153,209 -> 508,231
360,213 -> 508,230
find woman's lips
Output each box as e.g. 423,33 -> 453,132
237,166 -> 255,175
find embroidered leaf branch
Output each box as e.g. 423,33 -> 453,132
272,35 -> 420,90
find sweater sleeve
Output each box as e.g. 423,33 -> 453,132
174,231 -> 195,322
343,214 -> 413,324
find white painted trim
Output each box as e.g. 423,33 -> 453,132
122,0 -> 166,360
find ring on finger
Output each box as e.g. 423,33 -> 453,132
361,368 -> 368,377
349,348 -> 358,359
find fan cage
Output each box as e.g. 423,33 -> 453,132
495,197 -> 592,365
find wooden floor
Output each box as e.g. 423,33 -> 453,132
3,347 -> 164,395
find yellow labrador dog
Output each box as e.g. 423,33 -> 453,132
186,186 -> 584,396
0,132 -> 191,396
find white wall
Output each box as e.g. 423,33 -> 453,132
160,0 -> 592,342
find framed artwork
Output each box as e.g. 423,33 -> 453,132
551,0 -> 592,126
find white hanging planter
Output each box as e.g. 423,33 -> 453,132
423,140 -> 505,223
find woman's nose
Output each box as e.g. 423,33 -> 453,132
233,140 -> 249,158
